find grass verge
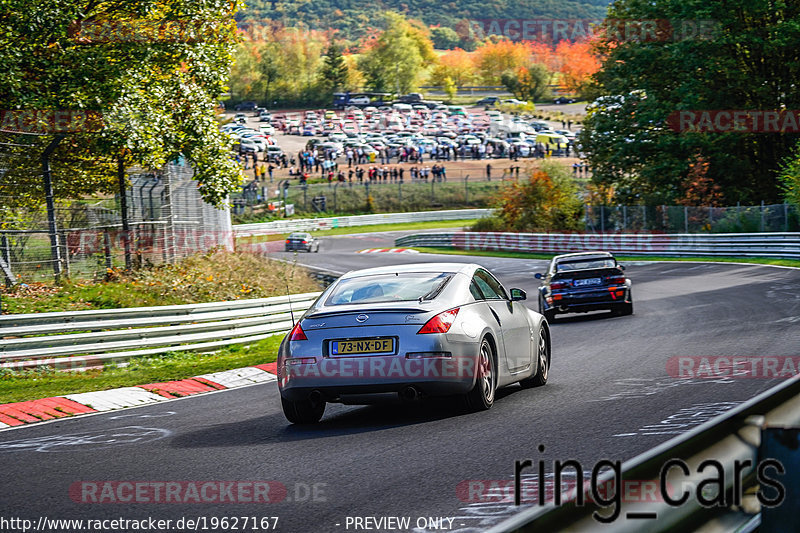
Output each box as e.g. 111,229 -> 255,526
0,337 -> 282,404
236,219 -> 476,244
412,247 -> 800,268
1,250 -> 321,314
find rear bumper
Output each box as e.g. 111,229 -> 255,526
546,287 -> 631,314
278,353 -> 479,401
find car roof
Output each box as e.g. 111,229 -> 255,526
341,262 -> 479,279
553,251 -> 615,262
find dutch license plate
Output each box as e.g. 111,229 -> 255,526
331,338 -> 394,356
573,278 -> 602,287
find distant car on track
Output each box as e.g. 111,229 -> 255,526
284,232 -> 319,253
535,251 -> 632,321
277,263 -> 551,423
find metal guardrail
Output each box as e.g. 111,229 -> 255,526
0,292 -> 322,370
488,374 -> 800,532
395,232 -> 800,259
234,209 -> 492,237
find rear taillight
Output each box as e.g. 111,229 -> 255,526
418,308 -> 460,334
285,239 -> 290,244
289,323 -> 307,341
550,281 -> 569,290
301,240 -> 307,244
606,276 -> 626,285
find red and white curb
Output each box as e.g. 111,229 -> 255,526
0,363 -> 278,429
356,248 -> 419,254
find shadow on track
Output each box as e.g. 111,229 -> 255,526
170,389 -> 524,448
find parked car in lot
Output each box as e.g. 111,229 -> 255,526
554,96 -> 576,104
535,251 -> 632,321
277,262 -> 551,423
476,96 -> 499,107
284,232 -> 319,253
234,101 -> 258,111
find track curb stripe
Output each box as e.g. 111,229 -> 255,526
1,364 -> 279,430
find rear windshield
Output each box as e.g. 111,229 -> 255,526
556,258 -> 616,272
325,272 -> 454,305
288,233 -> 309,239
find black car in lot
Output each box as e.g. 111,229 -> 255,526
284,232 -> 320,253
535,251 -> 632,321
476,96 -> 499,108
554,96 -> 576,104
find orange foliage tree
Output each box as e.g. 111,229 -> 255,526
429,48 -> 477,86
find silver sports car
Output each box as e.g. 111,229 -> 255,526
277,263 -> 551,424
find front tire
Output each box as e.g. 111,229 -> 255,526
281,395 -> 325,424
520,325 -> 549,388
465,338 -> 496,411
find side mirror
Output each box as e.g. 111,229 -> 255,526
510,288 -> 527,301
534,273 -> 543,279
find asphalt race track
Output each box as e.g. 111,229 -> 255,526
2,230 -> 799,532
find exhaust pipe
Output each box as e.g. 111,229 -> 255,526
309,390 -> 323,404
400,386 -> 419,402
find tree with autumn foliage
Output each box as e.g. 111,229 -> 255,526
476,161 -> 583,232
554,40 -> 600,99
473,39 -> 530,85
429,48 -> 477,87
677,154 -> 724,206
358,12 -> 436,94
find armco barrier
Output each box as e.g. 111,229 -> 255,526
394,232 -> 800,259
487,374 -> 800,532
234,209 -> 492,237
0,292 -> 322,370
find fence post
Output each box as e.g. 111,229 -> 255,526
103,229 -> 113,276
623,205 -> 627,231
642,205 -> 646,231
398,181 -> 402,206
60,230 -> 70,279
465,176 -> 469,204
761,201 -> 765,232
600,205 -> 605,233
708,205 -> 713,226
0,234 -> 14,287
430,178 -> 435,204
118,157 -> 132,271
785,203 -> 789,232
42,135 -> 65,283
684,206 -> 689,233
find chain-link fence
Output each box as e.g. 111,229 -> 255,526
584,204 -> 800,233
0,160 -> 233,284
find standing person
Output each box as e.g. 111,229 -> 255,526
486,163 -> 492,181
268,163 -> 275,182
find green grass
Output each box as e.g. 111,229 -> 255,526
0,337 -> 282,404
412,247 -> 800,268
236,219 -> 477,244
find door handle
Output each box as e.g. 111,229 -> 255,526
489,307 -> 501,326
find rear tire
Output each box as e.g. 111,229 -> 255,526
539,295 -> 556,323
617,301 -> 633,316
520,325 -> 549,388
281,395 -> 325,424
465,338 -> 496,411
